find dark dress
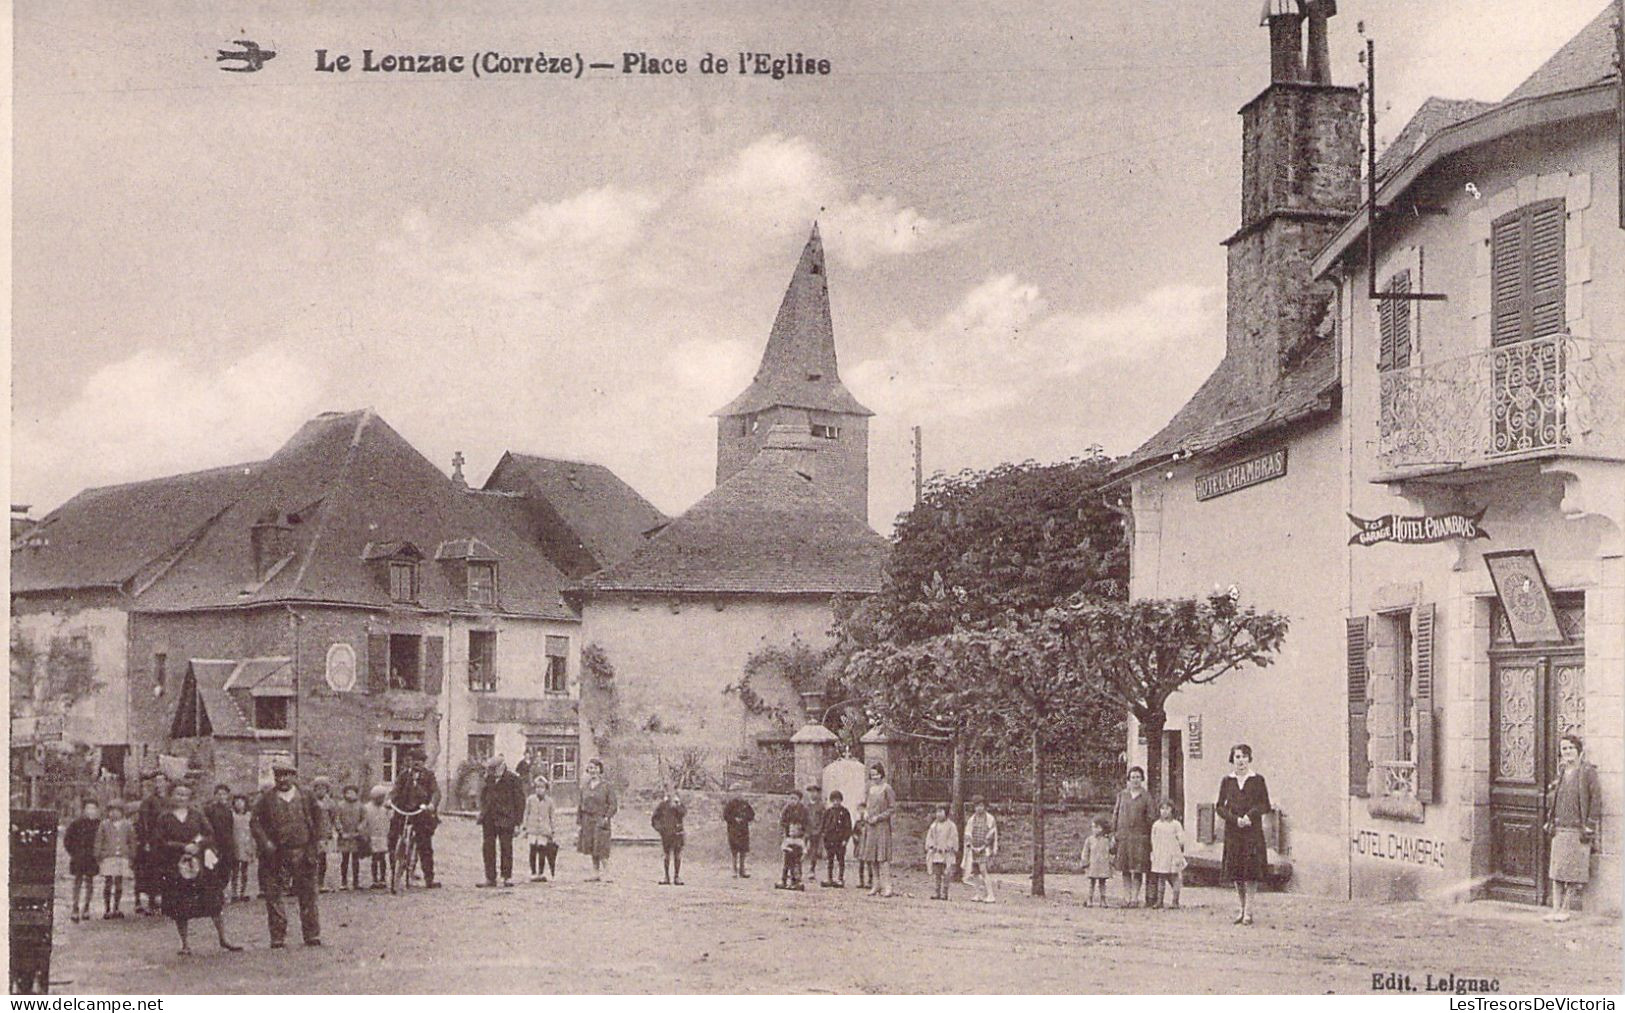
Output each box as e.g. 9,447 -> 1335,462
153,807 -> 225,921
1217,772 -> 1271,883
1111,789 -> 1155,874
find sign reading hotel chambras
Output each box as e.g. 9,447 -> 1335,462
1347,509 -> 1489,547
1193,449 -> 1288,501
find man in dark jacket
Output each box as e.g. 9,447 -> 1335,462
477,755 -> 526,887
250,763 -> 322,947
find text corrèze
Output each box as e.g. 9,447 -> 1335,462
313,50 -> 830,80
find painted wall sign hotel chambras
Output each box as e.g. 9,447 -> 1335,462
1347,509 -> 1489,547
1193,449 -> 1287,501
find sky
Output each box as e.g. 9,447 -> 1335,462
10,0 -> 1610,532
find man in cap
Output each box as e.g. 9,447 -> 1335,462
249,762 -> 322,947
388,747 -> 441,888
476,755 -> 526,887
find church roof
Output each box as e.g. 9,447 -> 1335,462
573,445 -> 887,596
713,225 -> 874,419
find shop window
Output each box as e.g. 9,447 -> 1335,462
468,630 -> 497,692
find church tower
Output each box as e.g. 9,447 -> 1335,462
713,225 -> 874,523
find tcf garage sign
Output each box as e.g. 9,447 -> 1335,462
1194,449 -> 1288,501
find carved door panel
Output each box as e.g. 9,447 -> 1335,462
1488,653 -> 1585,904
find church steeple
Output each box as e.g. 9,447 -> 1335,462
713,225 -> 873,524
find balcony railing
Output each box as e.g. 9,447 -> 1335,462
1378,335 -> 1625,477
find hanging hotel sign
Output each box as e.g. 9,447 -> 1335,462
1346,509 -> 1489,547
1484,549 -> 1566,645
1194,449 -> 1287,501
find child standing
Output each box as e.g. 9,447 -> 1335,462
64,800 -> 102,923
364,784 -> 392,889
230,795 -> 254,901
335,785 -> 366,891
722,796 -> 755,878
1081,814 -> 1113,907
961,797 -> 999,904
523,779 -> 557,882
924,805 -> 959,900
819,790 -> 852,887
651,788 -> 687,886
852,802 -> 871,889
95,800 -> 133,919
776,818 -> 807,891
1149,799 -> 1187,909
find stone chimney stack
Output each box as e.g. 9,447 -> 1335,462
1226,0 -> 1361,396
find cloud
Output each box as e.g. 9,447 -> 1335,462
13,345 -> 327,513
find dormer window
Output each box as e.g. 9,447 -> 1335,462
389,561 -> 418,603
467,562 -> 497,605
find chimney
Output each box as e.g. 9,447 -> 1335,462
1261,0 -> 1305,83
760,419 -> 820,481
1303,0 -> 1336,84
1227,0 -> 1360,396
250,511 -> 294,581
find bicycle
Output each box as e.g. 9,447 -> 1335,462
388,802 -> 429,894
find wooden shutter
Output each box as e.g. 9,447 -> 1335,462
423,636 -> 444,696
1347,616 -> 1371,797
367,633 -> 389,694
1378,270 -> 1412,370
1491,199 -> 1565,346
1413,603 -> 1437,803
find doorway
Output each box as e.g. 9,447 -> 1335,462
1486,604 -> 1584,904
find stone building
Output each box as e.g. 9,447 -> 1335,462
1109,3 -> 1622,912
12,410 -> 585,801
573,228 -> 888,792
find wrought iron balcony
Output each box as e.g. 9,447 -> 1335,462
1377,335 -> 1625,479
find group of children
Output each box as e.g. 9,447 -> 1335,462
1081,798 -> 1188,909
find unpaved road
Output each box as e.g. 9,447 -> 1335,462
43,819 -> 1621,994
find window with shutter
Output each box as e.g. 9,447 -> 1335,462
1377,269 -> 1412,370
1347,616 -> 1371,797
1490,199 -> 1565,346
1413,603 -> 1437,803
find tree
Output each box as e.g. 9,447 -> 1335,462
1049,590 -> 1291,797
840,454 -> 1129,850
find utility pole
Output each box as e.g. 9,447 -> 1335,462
910,426 -> 923,507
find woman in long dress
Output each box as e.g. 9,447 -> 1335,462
576,758 -> 618,882
1216,743 -> 1270,926
152,782 -> 240,955
1544,733 -> 1601,922
859,763 -> 897,898
1111,766 -> 1155,907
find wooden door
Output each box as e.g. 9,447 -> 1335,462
1487,650 -> 1586,903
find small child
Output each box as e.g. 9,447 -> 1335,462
364,784 -> 391,888
820,790 -> 852,887
334,785 -> 366,890
924,805 -> 959,900
777,819 -> 807,891
852,802 -> 871,889
1148,799 -> 1187,909
64,800 -> 102,923
230,795 -> 254,901
1081,814 -> 1113,907
961,797 -> 999,904
651,788 -> 687,886
722,795 -> 755,878
523,778 -> 558,882
94,800 -> 133,919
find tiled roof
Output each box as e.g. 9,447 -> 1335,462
48,410 -> 576,620
574,446 -> 888,595
1109,339 -> 1339,480
481,454 -> 667,578
713,225 -> 873,419
11,462 -> 263,594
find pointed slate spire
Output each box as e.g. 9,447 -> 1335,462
713,225 -> 873,418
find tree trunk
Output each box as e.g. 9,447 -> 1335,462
1030,728 -> 1045,897
1143,709 -> 1168,803
950,734 -> 967,882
